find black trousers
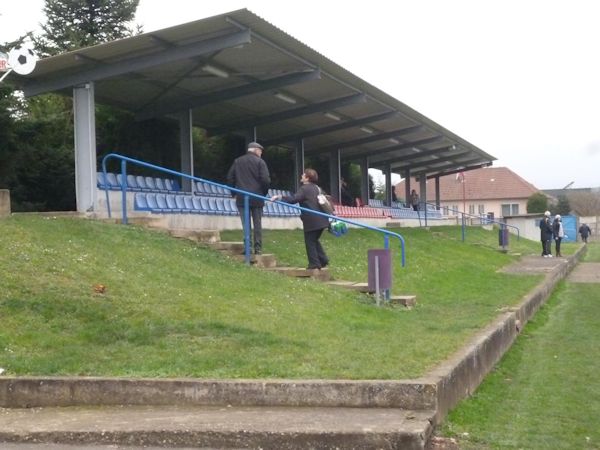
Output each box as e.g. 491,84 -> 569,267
541,239 -> 552,256
304,228 -> 329,269
555,237 -> 562,255
238,205 -> 263,252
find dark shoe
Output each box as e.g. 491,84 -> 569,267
321,260 -> 329,268
306,265 -> 321,270
254,249 -> 262,255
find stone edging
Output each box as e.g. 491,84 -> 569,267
423,245 -> 587,423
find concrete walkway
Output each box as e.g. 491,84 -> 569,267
566,262 -> 600,283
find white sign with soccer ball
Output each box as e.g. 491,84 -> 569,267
8,45 -> 37,75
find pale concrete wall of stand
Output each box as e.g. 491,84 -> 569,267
0,190 -> 11,218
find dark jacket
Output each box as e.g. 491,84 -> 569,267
579,224 -> 591,237
540,217 -> 553,241
282,183 -> 330,232
227,152 -> 270,207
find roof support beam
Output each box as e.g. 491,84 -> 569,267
390,149 -> 472,172
369,145 -> 456,168
426,162 -> 493,179
410,157 -> 486,176
23,29 -> 252,97
305,125 -> 423,155
207,93 -> 367,136
136,69 -> 322,120
260,111 -> 397,147
343,135 -> 443,161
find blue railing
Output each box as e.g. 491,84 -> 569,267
423,202 -> 520,242
101,153 -> 406,267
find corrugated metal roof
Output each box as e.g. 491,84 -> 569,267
14,8 -> 496,176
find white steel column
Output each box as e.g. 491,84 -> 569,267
73,82 -> 97,213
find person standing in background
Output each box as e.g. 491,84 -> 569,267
410,189 -> 419,211
540,211 -> 553,257
579,223 -> 591,243
552,214 -> 564,257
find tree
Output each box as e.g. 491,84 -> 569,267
527,192 -> 549,213
554,195 -> 571,216
36,0 -> 140,56
568,191 -> 600,216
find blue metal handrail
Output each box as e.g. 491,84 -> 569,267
422,202 -> 520,242
101,153 -> 406,267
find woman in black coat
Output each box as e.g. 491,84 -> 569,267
271,168 -> 330,270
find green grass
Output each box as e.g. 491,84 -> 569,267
0,216 -> 557,379
442,243 -> 600,449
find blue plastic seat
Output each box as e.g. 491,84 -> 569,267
175,194 -> 189,212
198,196 -> 214,214
135,176 -> 148,191
145,193 -> 160,213
97,172 -> 108,189
124,174 -> 141,191
105,172 -> 120,190
155,194 -> 168,212
264,201 -> 276,217
145,176 -> 157,191
165,194 -> 180,212
192,197 -> 208,214
164,179 -> 176,192
195,181 -> 208,196
154,178 -> 167,192
183,195 -> 196,213
134,193 -> 150,211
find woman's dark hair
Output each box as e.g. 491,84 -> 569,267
304,168 -> 318,183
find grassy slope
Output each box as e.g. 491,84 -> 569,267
442,243 -> 600,449
0,216 -> 558,379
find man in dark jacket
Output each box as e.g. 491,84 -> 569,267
540,211 -> 553,257
227,142 -> 271,254
579,223 -> 592,243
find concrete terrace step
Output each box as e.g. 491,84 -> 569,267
0,404 -> 435,450
230,253 -> 277,268
266,267 -> 332,281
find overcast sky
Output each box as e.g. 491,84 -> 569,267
2,0 -> 600,189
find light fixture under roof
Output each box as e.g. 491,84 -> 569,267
389,138 -> 400,144
360,126 -> 374,134
324,112 -> 342,121
273,92 -> 297,104
201,64 -> 229,78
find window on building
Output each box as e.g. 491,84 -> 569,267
478,204 -> 485,214
469,204 -> 475,215
501,203 -> 519,216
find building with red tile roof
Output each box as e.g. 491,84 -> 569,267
395,167 -> 540,219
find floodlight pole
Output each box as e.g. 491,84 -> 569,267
0,69 -> 13,83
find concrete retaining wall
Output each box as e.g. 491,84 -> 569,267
428,245 -> 587,423
0,378 -> 437,410
0,189 -> 10,218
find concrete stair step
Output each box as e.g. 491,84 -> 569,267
267,267 -> 332,281
231,253 -> 277,268
207,241 -> 245,252
0,404 -> 435,449
169,229 -> 220,243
